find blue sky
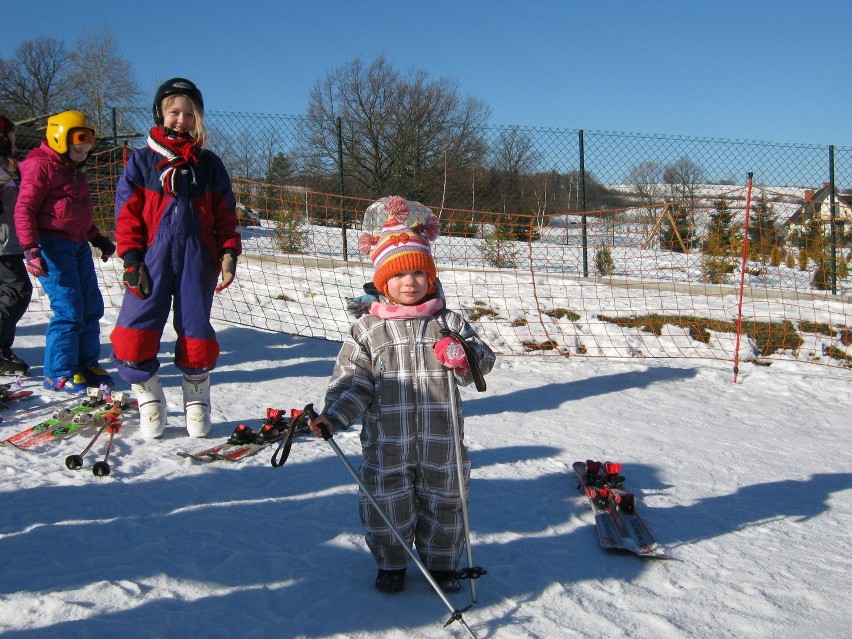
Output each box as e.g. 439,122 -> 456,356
3,0 -> 852,146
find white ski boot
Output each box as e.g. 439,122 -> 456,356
182,374 -> 211,438
131,374 -> 167,439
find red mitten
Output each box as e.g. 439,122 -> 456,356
434,336 -> 470,374
24,248 -> 48,277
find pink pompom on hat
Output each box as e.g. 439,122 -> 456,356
358,195 -> 441,295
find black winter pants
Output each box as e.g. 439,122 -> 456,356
0,255 -> 33,350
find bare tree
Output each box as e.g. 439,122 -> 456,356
627,160 -> 664,228
664,155 -> 705,203
0,37 -> 72,120
213,126 -> 260,180
491,125 -> 540,174
305,55 -> 489,203
68,27 -> 139,133
530,171 -> 554,229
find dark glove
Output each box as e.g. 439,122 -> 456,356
23,248 -> 48,278
123,262 -> 151,299
363,281 -> 381,298
216,249 -> 237,292
91,235 -> 116,262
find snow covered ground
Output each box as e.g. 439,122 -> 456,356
1,266 -> 850,638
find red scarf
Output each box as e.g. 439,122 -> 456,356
147,126 -> 201,194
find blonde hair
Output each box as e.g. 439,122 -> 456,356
161,94 -> 207,147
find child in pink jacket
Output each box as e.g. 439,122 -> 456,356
14,111 -> 115,392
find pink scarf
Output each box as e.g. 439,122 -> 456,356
369,297 -> 444,319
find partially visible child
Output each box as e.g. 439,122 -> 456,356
309,195 -> 495,595
110,78 -> 241,439
0,115 -> 33,376
14,111 -> 115,392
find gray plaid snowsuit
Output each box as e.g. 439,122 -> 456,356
323,306 -> 495,571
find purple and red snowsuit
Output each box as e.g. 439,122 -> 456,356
110,141 -> 241,384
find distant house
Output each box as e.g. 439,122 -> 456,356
786,182 -> 852,239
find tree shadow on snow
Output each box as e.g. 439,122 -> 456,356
658,472 -> 852,546
1,440 -> 847,638
463,365 -> 699,418
184,324 -> 339,386
0,443 -> 611,638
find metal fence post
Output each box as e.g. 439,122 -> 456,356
111,107 -> 118,146
579,129 -> 588,277
829,145 -> 837,295
337,116 -> 348,261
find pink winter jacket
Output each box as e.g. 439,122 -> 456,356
14,142 -> 100,248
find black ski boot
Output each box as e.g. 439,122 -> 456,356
0,348 -> 29,376
429,569 -> 461,593
374,568 -> 406,594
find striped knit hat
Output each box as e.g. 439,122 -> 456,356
358,196 -> 441,295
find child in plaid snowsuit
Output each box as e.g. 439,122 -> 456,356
309,196 -> 495,595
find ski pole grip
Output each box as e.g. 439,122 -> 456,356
302,403 -> 332,440
439,329 -> 486,392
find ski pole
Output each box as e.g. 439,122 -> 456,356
92,420 -> 121,477
440,329 -> 488,603
65,417 -> 111,470
303,404 -> 478,639
446,368 -> 478,603
65,413 -> 120,476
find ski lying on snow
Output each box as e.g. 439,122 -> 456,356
176,423 -> 280,462
41,395 -> 135,447
177,408 -> 308,464
1,390 -> 135,451
0,388 -> 109,450
0,383 -> 34,411
0,390 -> 86,420
572,460 -> 668,559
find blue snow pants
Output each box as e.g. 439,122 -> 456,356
38,234 -> 105,378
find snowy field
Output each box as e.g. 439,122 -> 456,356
1,259 -> 850,638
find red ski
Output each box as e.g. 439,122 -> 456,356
572,460 -> 668,559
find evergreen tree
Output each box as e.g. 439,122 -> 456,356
259,152 -> 294,220
705,196 -> 736,255
595,245 -> 615,275
748,194 -> 782,261
659,202 -> 696,253
480,219 -> 518,268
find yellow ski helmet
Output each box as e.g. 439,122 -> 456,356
46,111 -> 96,154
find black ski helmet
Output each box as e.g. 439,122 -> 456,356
153,78 -> 204,124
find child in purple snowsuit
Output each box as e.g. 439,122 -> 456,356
110,78 -> 241,439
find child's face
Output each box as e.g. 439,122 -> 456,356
385,270 -> 430,305
67,129 -> 93,164
162,95 -> 197,134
